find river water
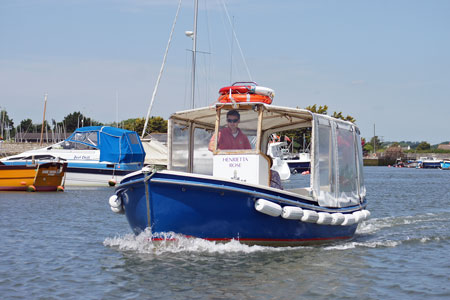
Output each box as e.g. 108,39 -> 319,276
0,167 -> 449,299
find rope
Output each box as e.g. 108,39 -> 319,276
142,0 -> 183,138
144,168 -> 158,230
221,0 -> 253,81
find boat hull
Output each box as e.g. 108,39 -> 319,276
1,161 -> 140,186
441,161 -> 450,170
286,161 -> 310,173
421,161 -> 442,169
116,171 -> 363,246
0,162 -> 66,191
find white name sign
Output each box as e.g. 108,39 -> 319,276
213,154 -> 269,186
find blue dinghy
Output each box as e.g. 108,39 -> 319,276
109,97 -> 369,246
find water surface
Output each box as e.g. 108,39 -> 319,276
0,167 -> 449,299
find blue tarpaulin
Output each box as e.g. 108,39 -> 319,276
67,126 -> 145,164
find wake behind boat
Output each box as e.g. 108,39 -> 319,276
109,84 -> 369,246
1,126 -> 145,186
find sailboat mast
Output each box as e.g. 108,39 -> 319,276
39,93 -> 48,145
190,0 -> 198,109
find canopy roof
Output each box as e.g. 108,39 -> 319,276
169,103 -> 315,132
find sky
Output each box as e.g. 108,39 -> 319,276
1,0 -> 449,144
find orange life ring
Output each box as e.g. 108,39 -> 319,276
218,93 -> 272,104
219,85 -> 254,95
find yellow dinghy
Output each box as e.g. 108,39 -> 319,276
0,162 -> 67,192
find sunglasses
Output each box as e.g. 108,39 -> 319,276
227,118 -> 239,123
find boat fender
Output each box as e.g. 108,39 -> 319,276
361,209 -> 371,220
111,206 -> 124,214
254,199 -> 282,217
330,213 -> 345,225
281,206 -> 304,219
57,185 -> 65,192
27,185 -> 36,192
108,179 -> 117,187
341,214 -> 356,226
352,211 -> 365,223
317,212 -> 333,225
109,194 -> 124,214
300,210 -> 319,223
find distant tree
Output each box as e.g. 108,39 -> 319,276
304,104 -> 356,123
369,136 -> 383,151
363,143 -> 374,154
122,118 -> 145,134
305,104 -> 328,115
62,112 -> 102,132
147,116 -> 168,134
0,109 -> 15,138
18,119 -> 34,133
35,120 -> 51,133
122,116 -> 168,136
416,141 -> 431,151
331,111 -> 356,123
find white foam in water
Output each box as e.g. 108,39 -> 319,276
104,229 -> 308,255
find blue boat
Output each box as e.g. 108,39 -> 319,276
441,160 -> 450,170
1,126 -> 145,186
109,97 -> 369,246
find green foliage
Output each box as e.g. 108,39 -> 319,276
18,119 -> 34,133
416,141 -> 431,151
122,117 -> 168,136
305,104 -> 328,115
122,118 -> 145,134
60,112 -> 102,132
304,104 -> 356,123
369,136 -> 383,150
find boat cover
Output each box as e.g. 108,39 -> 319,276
67,126 -> 145,164
142,139 -> 168,166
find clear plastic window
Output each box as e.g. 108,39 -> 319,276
60,140 -> 97,150
70,131 -> 98,147
193,127 -> 214,175
317,124 -> 336,194
171,123 -> 189,172
215,108 -> 257,151
336,127 -> 358,195
127,133 -> 139,144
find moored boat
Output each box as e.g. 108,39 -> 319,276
441,160 -> 450,170
0,161 -> 67,191
1,126 -> 145,186
109,86 -> 369,246
417,157 -> 442,169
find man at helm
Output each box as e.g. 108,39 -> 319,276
208,110 -> 251,151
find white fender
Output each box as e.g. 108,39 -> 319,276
352,211 -> 365,223
109,195 -> 121,208
255,199 -> 282,217
317,212 -> 333,225
281,206 -> 304,220
272,157 -> 291,180
110,206 -> 124,214
362,209 -> 371,220
301,210 -> 319,223
330,213 -> 345,225
341,214 -> 356,226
